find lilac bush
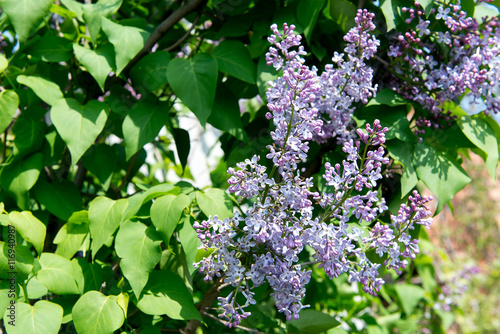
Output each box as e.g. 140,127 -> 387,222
194,10 -> 434,327
387,0 -> 500,130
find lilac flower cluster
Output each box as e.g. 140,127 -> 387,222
194,10 -> 434,327
266,9 -> 379,145
387,1 -> 500,129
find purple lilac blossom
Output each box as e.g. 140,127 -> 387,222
388,0 -> 500,132
194,10 -> 434,327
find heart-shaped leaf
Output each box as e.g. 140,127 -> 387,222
167,53 -> 218,127
17,75 -> 64,106
115,220 -> 162,298
0,0 -> 53,42
9,211 -> 46,255
73,44 -> 115,91
72,291 -> 125,334
0,153 -> 43,209
51,98 -> 109,164
150,194 -> 191,245
122,99 -> 169,160
101,17 -> 149,75
212,41 -> 256,84
3,300 -> 63,334
82,0 -> 123,43
413,142 -> 471,213
36,253 -> 80,295
136,270 -> 201,321
88,196 -> 128,258
196,189 -> 233,220
34,180 -> 83,221
54,211 -> 89,259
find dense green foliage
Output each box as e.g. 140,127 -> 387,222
0,0 -> 499,333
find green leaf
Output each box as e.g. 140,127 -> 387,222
123,184 -> 179,220
0,53 -> 7,72
0,280 -> 19,319
34,180 -> 83,221
81,143 -> 117,190
297,0 -> 325,43
136,270 -> 201,320
36,253 -> 80,295
51,98 -> 109,164
12,115 -> 46,157
101,17 -> 149,75
212,41 -> 256,84
379,0 -> 400,32
357,105 -> 415,142
3,300 -> 63,334
0,90 -> 19,133
16,75 -> 64,106
0,153 -> 43,209
178,216 -> 200,276
88,196 -> 128,258
329,0 -> 357,32
287,309 -> 340,333
73,43 -> 115,92
76,258 -> 105,293
60,0 -> 84,21
171,128 -> 190,172
82,0 -> 123,43
50,295 -> 79,324
9,211 -> 46,255
394,284 -> 425,315
386,140 -> 418,198
54,211 -> 89,259
72,291 -> 125,334
418,0 -> 435,17
150,194 -> 191,245
196,188 -> 233,220
413,142 -> 471,213
130,51 -> 170,91
461,0 -> 475,17
458,115 -> 499,179
28,35 -> 73,62
0,242 -> 34,281
122,99 -> 169,160
115,220 -> 162,298
367,89 -> 407,107
0,0 -> 53,43
167,53 -> 218,127
208,84 -> 248,141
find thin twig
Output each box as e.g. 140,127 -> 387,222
122,0 -> 207,75
199,310 -> 267,334
116,151 -> 140,196
2,130 -> 7,163
74,161 -> 87,189
373,55 -> 390,67
165,14 -> 201,52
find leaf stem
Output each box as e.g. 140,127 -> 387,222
20,282 -> 29,304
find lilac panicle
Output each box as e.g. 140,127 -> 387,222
388,0 -> 500,133
194,10 -> 434,327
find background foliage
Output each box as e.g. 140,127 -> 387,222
0,0 -> 499,333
